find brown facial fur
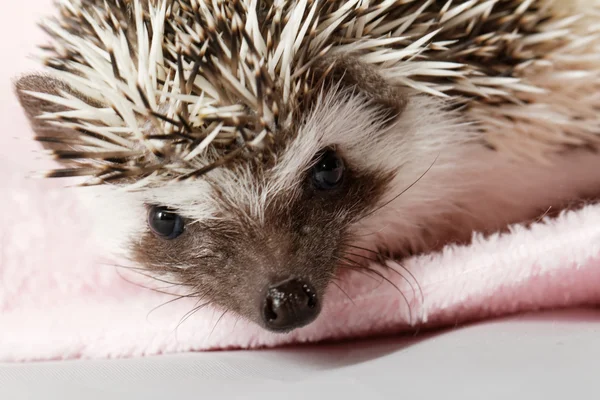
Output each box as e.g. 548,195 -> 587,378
131,147 -> 395,330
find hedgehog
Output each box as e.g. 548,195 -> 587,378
14,0 -> 600,333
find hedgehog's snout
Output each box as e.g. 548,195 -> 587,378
261,277 -> 321,333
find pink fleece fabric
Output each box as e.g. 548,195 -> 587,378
2,0 -> 600,363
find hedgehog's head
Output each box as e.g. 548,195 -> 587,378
16,53 -> 466,333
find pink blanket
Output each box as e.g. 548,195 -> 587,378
2,0 -> 600,363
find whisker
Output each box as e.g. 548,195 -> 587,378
344,244 -> 425,304
343,251 -> 417,302
534,205 -> 553,223
349,221 -> 396,238
342,250 -> 377,262
113,268 -> 187,297
232,315 -> 242,331
331,280 -> 355,306
345,244 -> 381,255
337,258 -> 413,324
339,255 -> 375,270
386,260 -> 425,305
99,262 -> 148,271
146,292 -> 202,321
103,262 -> 202,291
335,260 -> 382,283
362,154 -> 439,219
174,300 -> 212,333
208,310 -> 229,339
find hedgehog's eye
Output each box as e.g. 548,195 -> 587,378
148,206 -> 184,239
312,149 -> 345,190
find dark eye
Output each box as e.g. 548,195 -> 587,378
148,206 -> 185,239
312,149 -> 345,190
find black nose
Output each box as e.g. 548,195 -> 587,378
261,278 -> 320,332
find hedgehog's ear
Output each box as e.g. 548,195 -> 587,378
313,55 -> 409,125
14,74 -> 78,152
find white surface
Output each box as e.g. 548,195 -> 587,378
1,308 -> 599,400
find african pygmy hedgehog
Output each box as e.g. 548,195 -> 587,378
15,0 -> 600,332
